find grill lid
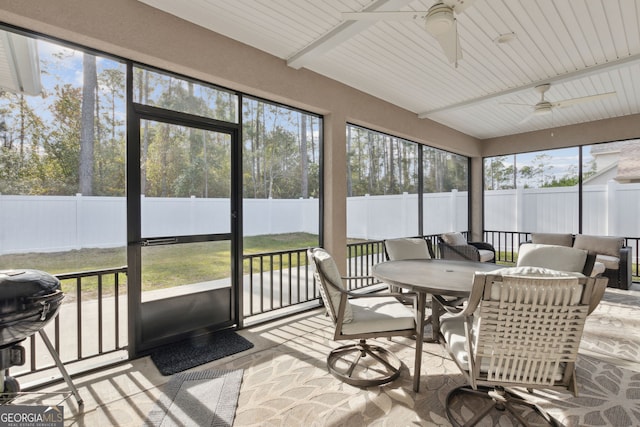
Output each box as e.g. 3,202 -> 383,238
0,269 -> 61,299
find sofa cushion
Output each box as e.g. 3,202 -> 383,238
478,249 -> 495,263
531,232 -> 573,247
516,243 -> 588,274
595,254 -> 619,270
441,232 -> 467,246
573,234 -> 623,258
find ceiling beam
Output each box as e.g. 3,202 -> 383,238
418,52 -> 640,119
287,0 -> 415,69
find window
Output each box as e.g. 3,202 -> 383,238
346,125 -> 469,240
0,30 -> 127,272
423,147 -> 468,235
582,139 -> 640,237
133,65 -> 237,123
484,148 -> 580,234
242,98 -> 321,251
484,138 -> 640,268
346,125 -> 419,239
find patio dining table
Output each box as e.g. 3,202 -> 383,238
372,258 -> 500,392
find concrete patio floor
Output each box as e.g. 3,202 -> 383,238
8,285 -> 640,426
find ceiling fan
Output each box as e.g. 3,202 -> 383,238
503,83 -> 617,123
342,0 -> 477,66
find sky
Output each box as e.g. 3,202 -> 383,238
487,146 -> 592,188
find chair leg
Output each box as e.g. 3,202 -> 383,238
327,339 -> 402,387
445,385 -> 560,427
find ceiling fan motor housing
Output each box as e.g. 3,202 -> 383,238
425,3 -> 454,35
534,102 -> 553,116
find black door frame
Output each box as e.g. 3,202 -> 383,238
126,97 -> 242,357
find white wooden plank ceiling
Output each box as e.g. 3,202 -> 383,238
138,0 -> 640,140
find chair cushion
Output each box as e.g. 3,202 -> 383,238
341,296 -> 415,335
440,315 -> 477,370
573,234 -> 623,258
531,233 -> 573,247
493,265 -> 583,277
385,238 -> 431,260
516,243 -> 587,274
591,261 -> 606,277
478,249 -> 494,262
441,232 -> 467,246
313,249 -> 353,323
487,266 -> 583,303
595,254 -> 619,270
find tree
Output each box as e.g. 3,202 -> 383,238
543,164 -> 578,187
79,52 -> 97,195
518,154 -> 552,188
484,156 -> 514,190
44,84 -> 82,195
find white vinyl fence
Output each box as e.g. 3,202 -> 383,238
0,195 -> 321,254
484,181 -> 640,237
1,181 -> 639,255
347,190 -> 468,240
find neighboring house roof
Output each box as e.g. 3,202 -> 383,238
583,162 -> 618,185
589,141 -> 626,155
587,139 -> 640,184
615,141 -> 640,183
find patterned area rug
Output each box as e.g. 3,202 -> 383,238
145,369 -> 243,427
581,289 -> 640,364
214,289 -> 640,426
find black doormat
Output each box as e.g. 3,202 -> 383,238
150,329 -> 254,375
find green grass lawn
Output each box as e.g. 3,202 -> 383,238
2,238 -> 636,296
0,232 -> 320,294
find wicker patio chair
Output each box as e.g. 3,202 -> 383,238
439,266 -> 608,426
438,232 -> 496,263
308,248 -> 416,387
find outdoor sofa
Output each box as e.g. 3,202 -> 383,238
530,233 -> 632,290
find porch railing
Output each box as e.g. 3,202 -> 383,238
484,230 -> 640,279
14,266 -> 128,381
16,231 -> 637,382
242,248 -> 317,317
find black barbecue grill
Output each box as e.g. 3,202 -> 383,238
0,269 -> 65,399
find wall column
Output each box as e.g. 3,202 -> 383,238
470,156 -> 484,241
323,113 -> 348,274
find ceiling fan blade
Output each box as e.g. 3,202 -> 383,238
443,0 -> 477,14
499,102 -> 532,107
433,22 -> 461,64
552,91 -> 616,109
342,11 -> 427,21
